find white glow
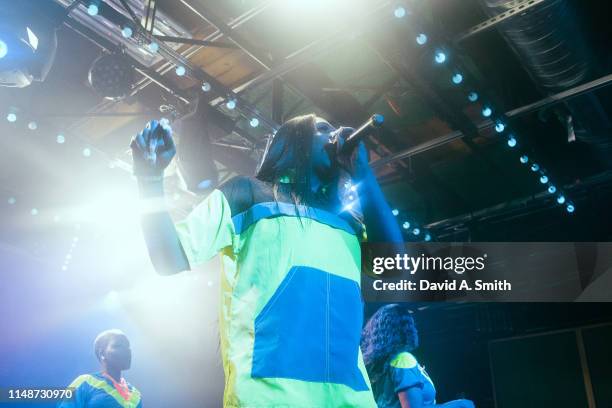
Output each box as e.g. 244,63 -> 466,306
26,27 -> 39,50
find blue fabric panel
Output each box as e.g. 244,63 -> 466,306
251,266 -> 369,391
231,201 -> 360,236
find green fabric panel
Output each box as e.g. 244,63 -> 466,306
390,352 -> 418,369
176,191 -> 375,406
175,189 -> 236,266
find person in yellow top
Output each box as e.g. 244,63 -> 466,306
130,108 -> 404,407
361,304 -> 475,408
58,329 -> 142,408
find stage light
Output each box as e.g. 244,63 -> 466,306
520,155 -> 529,164
495,121 -> 505,133
392,209 -> 399,216
412,227 -> 420,235
7,197 -> 16,205
468,92 -> 478,102
402,221 -> 410,230
28,121 -> 37,130
566,203 -> 575,213
507,137 -> 517,147
31,208 -> 38,216
148,42 -> 159,53
452,73 -> 463,84
548,185 -> 557,194
201,82 -> 211,92
434,51 -> 446,64
82,148 -> 92,157
56,134 -> 65,144
539,175 -> 548,184
121,27 -> 133,38
176,66 -> 186,76
6,112 -> 16,122
226,99 -> 236,110
87,3 -> 99,16
0,9 -> 58,88
482,106 -> 492,117
416,33 -> 427,45
88,53 -> 134,100
530,163 -> 540,172
557,195 -> 566,204
250,118 -> 259,128
424,233 -> 432,242
394,6 -> 407,18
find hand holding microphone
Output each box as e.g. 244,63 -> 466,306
327,114 -> 384,180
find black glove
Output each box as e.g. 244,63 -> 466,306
130,119 -> 176,178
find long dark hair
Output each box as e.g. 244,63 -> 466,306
361,304 -> 419,384
256,114 -> 329,208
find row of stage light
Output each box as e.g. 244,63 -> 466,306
391,4 -> 575,214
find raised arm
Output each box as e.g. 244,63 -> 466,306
130,119 -> 190,275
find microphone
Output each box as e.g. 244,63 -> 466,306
337,114 -> 384,154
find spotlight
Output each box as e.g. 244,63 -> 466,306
88,53 -> 134,100
434,51 -> 446,64
482,106 -> 492,117
31,208 -> 38,216
468,92 -> 478,102
392,208 -> 399,216
507,137 -> 517,147
87,3 -> 99,16
416,33 -> 427,45
147,42 -> 159,53
412,227 -> 420,235
28,121 -> 37,130
452,73 -> 463,84
56,134 -> 65,144
495,121 -> 505,133
520,155 -> 529,164
6,112 -> 16,122
556,195 -> 566,204
548,185 -> 557,194
424,233 -> 432,242
201,82 -> 211,92
539,175 -> 548,184
226,99 -> 236,110
249,118 -> 259,128
530,163 -> 540,172
121,27 -> 133,38
175,66 -> 186,76
402,221 -> 410,230
7,197 -> 16,205
566,203 -> 575,213
82,148 -> 92,157
0,8 -> 58,88
394,6 -> 407,18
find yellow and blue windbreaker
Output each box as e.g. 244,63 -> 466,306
57,372 -> 141,408
175,175 -> 376,407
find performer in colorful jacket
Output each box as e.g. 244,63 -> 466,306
130,110 -> 403,407
58,329 -> 142,408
